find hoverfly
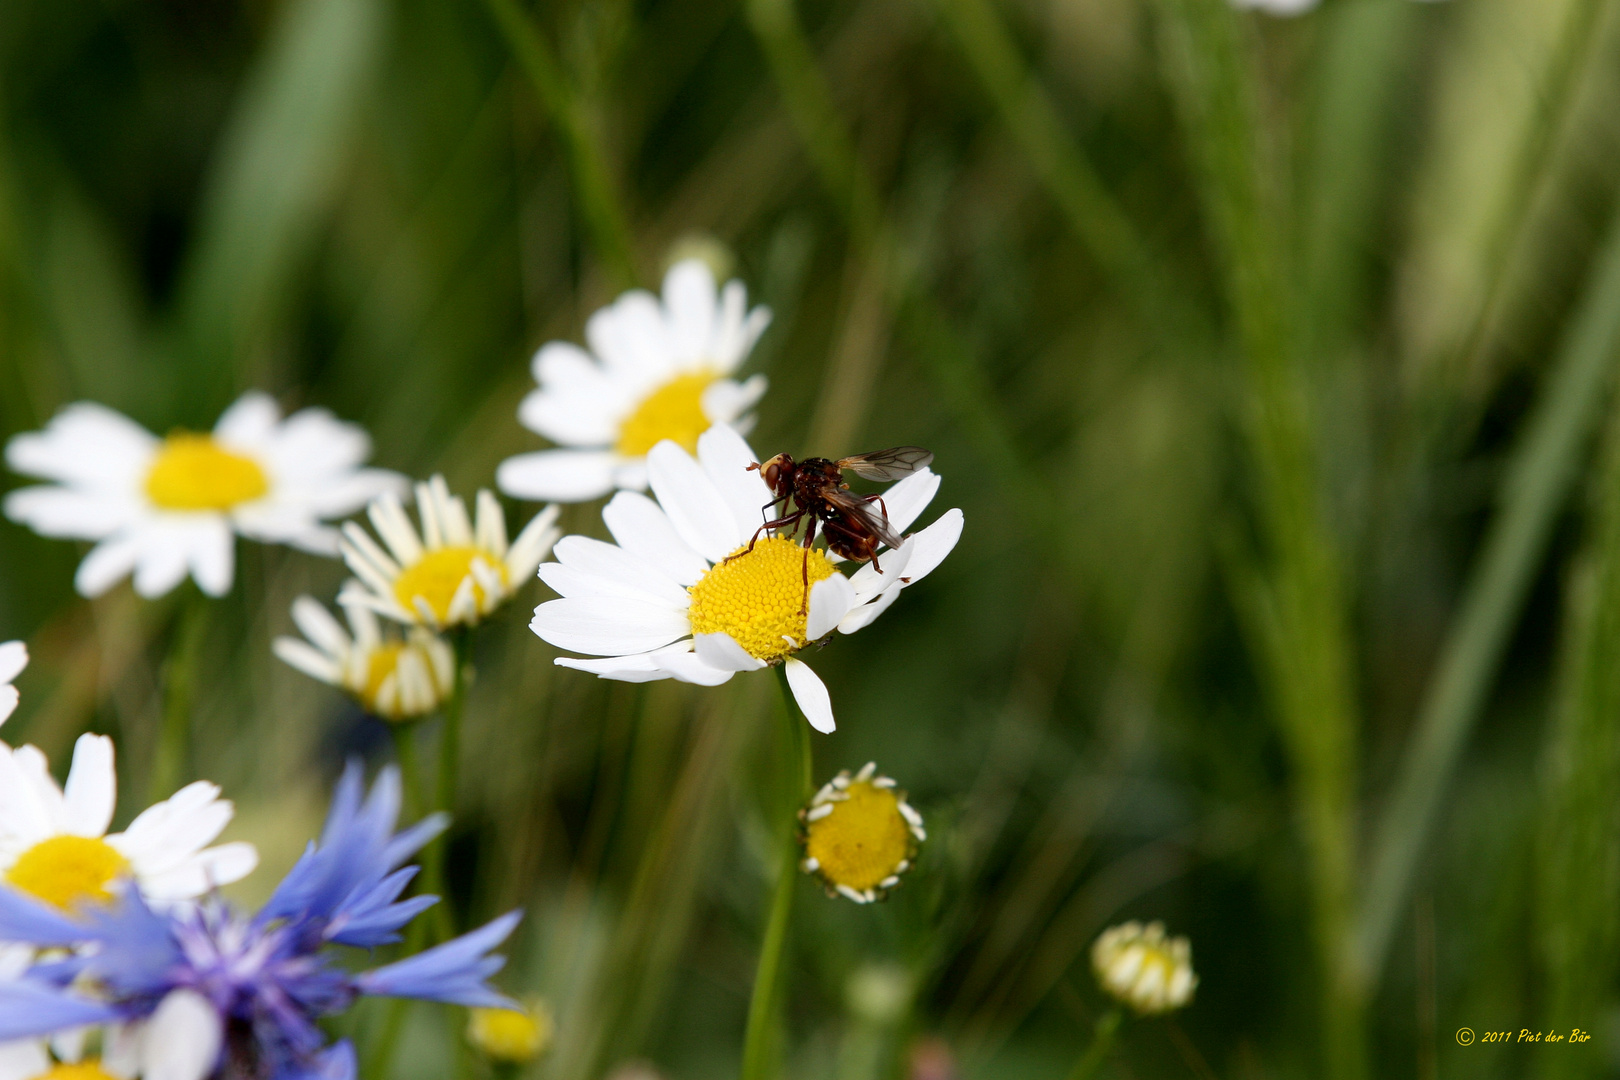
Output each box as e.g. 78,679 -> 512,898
732,446 -> 934,612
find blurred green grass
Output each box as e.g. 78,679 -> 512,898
5,0 -> 1620,1077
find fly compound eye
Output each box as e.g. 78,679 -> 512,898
762,459 -> 784,489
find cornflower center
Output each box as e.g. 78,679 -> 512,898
5,835 -> 129,911
686,537 -> 837,662
615,371 -> 718,457
33,1062 -> 122,1080
393,547 -> 506,623
803,780 -> 911,892
145,433 -> 269,511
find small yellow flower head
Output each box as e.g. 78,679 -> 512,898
1091,920 -> 1197,1015
467,1000 -> 554,1064
799,763 -> 925,904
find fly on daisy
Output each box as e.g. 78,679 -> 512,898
274,597 -> 454,722
4,393 -> 406,598
338,477 -> 561,630
495,259 -> 771,503
528,425 -> 963,733
0,734 -> 257,913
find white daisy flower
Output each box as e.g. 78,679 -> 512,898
528,425 -> 964,733
0,990 -> 222,1080
495,259 -> 771,503
0,642 -> 26,728
338,477 -> 562,630
1091,921 -> 1198,1016
799,762 -> 925,904
274,597 -> 454,722
4,393 -> 407,599
0,734 -> 257,913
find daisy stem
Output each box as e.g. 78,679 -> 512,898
1065,1009 -> 1121,1080
151,587 -> 209,802
424,627 -> 473,944
390,721 -> 423,820
740,667 -> 814,1080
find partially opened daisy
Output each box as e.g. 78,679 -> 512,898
800,763 -> 925,904
495,259 -> 771,503
0,642 -> 25,728
339,477 -> 561,630
274,598 -> 453,722
0,734 -> 257,913
5,393 -> 406,599
529,426 -> 963,732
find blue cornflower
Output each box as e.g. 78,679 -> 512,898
0,763 -> 519,1080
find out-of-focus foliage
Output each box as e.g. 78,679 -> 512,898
4,0 -> 1620,1077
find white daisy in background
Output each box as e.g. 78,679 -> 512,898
339,477 -> 561,630
274,597 -> 454,722
0,734 -> 257,912
800,762 -> 925,904
0,642 -> 26,728
495,259 -> 771,503
529,425 -> 963,733
0,990 -> 220,1080
4,393 -> 406,599
1091,921 -> 1198,1016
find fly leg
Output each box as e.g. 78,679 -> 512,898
727,510 -> 805,563
798,516 -> 819,614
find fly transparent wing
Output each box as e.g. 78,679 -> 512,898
836,446 -> 933,482
825,489 -> 905,549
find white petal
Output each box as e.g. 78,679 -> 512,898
62,734 -> 116,838
693,632 -> 766,672
0,641 -> 30,685
646,440 -> 741,561
273,638 -> 344,685
697,424 -> 773,544
0,686 -> 17,728
139,842 -> 259,899
838,585 -> 902,634
142,989 -> 222,1080
651,647 -> 737,686
701,374 -> 767,426
0,1040 -> 50,1080
211,392 -> 281,448
784,658 -> 835,734
548,535 -> 691,607
506,505 -> 562,579
187,520 -> 235,597
530,597 -> 691,656
662,259 -> 719,364
555,654 -> 673,683
4,487 -> 138,539
291,597 -> 351,658
601,491 -> 710,586
496,449 -> 620,503
805,574 -> 858,641
847,540 -> 912,602
896,508 -> 963,584
517,387 -> 620,447
587,290 -> 673,381
880,468 -> 941,535
6,402 -> 156,487
74,533 -> 144,597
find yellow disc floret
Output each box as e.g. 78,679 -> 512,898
33,1061 -> 123,1080
362,644 -> 408,714
687,537 -> 838,662
145,432 -> 270,511
804,780 -> 913,894
393,547 -> 506,624
615,371 -> 718,456
467,1003 -> 554,1064
5,835 -> 130,911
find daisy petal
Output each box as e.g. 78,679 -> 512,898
806,574 -> 858,641
784,658 -> 836,734
839,585 -> 902,634
601,491 -> 709,586
881,468 -> 941,536
496,450 -> 620,503
646,440 -> 741,561
0,641 -> 28,685
896,508 -> 963,584
555,654 -> 673,683
530,597 -> 691,656
75,534 -> 144,598
651,647 -> 737,686
62,734 -> 116,838
0,686 -> 17,728
697,424 -> 773,543
143,989 -> 222,1080
693,632 -> 767,672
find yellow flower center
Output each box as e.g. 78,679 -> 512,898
32,1061 -> 122,1080
392,547 -> 507,624
804,781 -> 912,893
615,371 -> 718,457
144,432 -> 269,511
5,835 -> 129,911
686,537 -> 838,662
467,1006 -> 552,1064
362,644 -> 407,713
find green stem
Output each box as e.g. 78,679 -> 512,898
422,629 -> 472,944
740,668 -> 814,1080
151,588 -> 209,802
390,721 -> 424,824
1065,1009 -> 1121,1080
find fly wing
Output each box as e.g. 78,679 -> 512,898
836,446 -> 934,482
824,489 -> 906,549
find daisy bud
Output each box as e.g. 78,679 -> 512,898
1090,921 -> 1198,1016
799,763 -> 925,904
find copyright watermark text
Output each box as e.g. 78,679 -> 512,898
1456,1028 -> 1591,1047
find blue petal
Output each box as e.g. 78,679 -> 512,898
275,1039 -> 357,1080
325,867 -> 438,948
0,884 -> 91,945
354,910 -> 521,1008
0,980 -> 121,1040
